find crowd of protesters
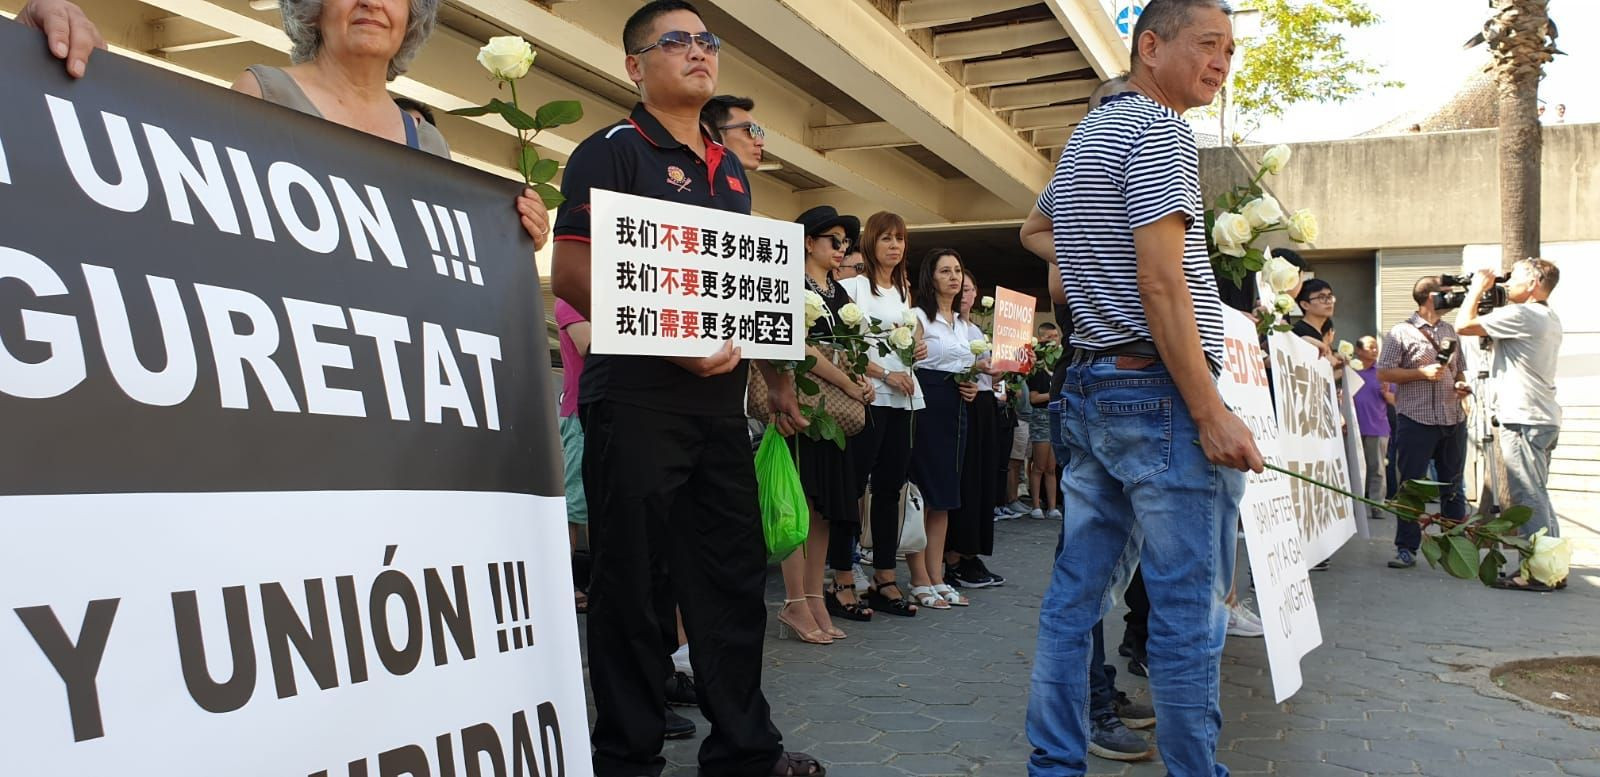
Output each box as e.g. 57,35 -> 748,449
19,1 -> 1568,776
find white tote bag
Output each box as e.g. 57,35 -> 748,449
861,481 -> 928,557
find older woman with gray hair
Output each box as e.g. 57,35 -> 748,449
232,0 -> 551,247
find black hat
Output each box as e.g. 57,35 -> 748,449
795,206 -> 860,244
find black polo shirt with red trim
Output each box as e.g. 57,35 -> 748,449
555,103 -> 754,416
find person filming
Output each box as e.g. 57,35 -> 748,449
1453,259 -> 1564,592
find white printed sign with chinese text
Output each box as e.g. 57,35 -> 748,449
1268,331 -> 1358,566
590,189 -> 805,361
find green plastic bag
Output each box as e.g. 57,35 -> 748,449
755,426 -> 808,563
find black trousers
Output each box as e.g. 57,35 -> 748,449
581,400 -> 781,777
850,404 -> 915,569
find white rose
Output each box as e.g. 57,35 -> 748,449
901,309 -> 918,327
838,302 -> 864,328
1030,336 -> 1040,347
1261,144 -> 1292,175
803,290 -> 826,329
1349,358 -> 1366,371
980,295 -> 995,308
1211,211 -> 1252,257
1240,194 -> 1285,229
969,338 -> 990,356
1264,252 -> 1301,294
1274,293 -> 1295,313
477,36 -> 537,80
1522,528 -> 1573,587
889,325 -> 915,350
1287,209 -> 1320,243
1337,340 -> 1355,359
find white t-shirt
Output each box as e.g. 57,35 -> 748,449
1477,302 -> 1563,426
915,307 -> 977,374
839,275 -> 925,410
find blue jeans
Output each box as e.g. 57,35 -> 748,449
1501,423 -> 1560,545
1028,358 -> 1243,777
1048,399 -> 1120,722
1391,416 -> 1467,553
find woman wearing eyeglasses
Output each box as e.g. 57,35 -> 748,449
776,206 -> 874,645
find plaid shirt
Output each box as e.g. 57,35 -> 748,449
1377,313 -> 1465,426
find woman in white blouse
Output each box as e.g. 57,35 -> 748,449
907,249 -> 978,609
838,212 -> 925,618
947,270 -> 1006,589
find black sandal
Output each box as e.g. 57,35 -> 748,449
866,580 -> 917,617
1493,575 -> 1563,592
771,751 -> 826,776
824,585 -> 872,622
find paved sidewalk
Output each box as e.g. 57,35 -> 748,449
623,518 -> 1600,776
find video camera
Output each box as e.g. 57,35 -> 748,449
1431,273 -> 1509,315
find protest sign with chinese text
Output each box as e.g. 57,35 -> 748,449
1268,330 -> 1358,566
590,189 -> 804,361
0,22 -> 589,776
989,286 -> 1037,373
1217,311 -> 1322,703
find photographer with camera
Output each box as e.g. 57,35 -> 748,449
1453,259 -> 1565,592
1377,277 -> 1471,570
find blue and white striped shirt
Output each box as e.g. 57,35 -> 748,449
1038,92 -> 1226,372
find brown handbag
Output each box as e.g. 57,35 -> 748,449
747,346 -> 868,437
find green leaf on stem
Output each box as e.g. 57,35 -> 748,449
1420,537 -> 1443,568
449,103 -> 499,117
1443,535 -> 1478,579
1478,549 -> 1506,586
519,145 -> 541,181
795,374 -> 820,396
1479,519 -> 1515,536
534,100 -> 584,130
1499,505 -> 1533,528
1500,535 -> 1533,553
499,101 -> 538,131
531,182 -> 565,209
529,158 -> 560,184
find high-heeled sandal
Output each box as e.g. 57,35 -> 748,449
824,585 -> 873,622
865,579 -> 917,617
776,598 -> 833,644
805,594 -> 847,639
909,585 -> 949,610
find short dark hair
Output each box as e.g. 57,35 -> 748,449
1038,321 -> 1060,332
1273,247 -> 1308,270
393,96 -> 436,126
623,1 -> 701,54
1295,278 -> 1332,304
701,95 -> 755,142
1130,0 -> 1232,71
1412,276 -> 1442,306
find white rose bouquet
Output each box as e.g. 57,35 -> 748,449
450,36 -> 583,208
1204,144 -> 1318,287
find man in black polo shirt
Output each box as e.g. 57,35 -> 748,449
548,3 -> 818,777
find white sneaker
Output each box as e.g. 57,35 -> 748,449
851,563 -> 870,593
1029,508 -> 1045,519
1045,508 -> 1063,520
1226,603 -> 1265,638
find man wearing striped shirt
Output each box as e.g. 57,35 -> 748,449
1019,2 -> 1262,775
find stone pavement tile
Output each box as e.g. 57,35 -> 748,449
1555,758 -> 1600,777
922,704 -> 998,723
810,741 -> 897,765
971,760 -> 1032,776
851,696 -> 923,713
1267,760 -> 1372,776
1503,730 -> 1600,760
793,721 -> 878,744
1366,735 -> 1466,763
1281,728 -> 1375,753
1462,747 -> 1581,772
859,712 -> 940,733
874,729 -> 959,754
886,752 -> 974,775
1217,750 -> 1271,772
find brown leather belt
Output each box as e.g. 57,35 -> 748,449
1068,340 -> 1160,365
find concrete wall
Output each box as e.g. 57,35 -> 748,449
1199,122 -> 1600,252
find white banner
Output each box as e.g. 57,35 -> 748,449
0,491 -> 589,777
1268,331 -> 1358,566
1217,312 -> 1322,703
590,189 -> 805,361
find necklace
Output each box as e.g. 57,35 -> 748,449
805,273 -> 834,297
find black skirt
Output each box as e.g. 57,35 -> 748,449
911,368 -> 965,511
950,390 -> 998,556
788,431 -> 859,524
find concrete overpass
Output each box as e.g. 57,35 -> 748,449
0,0 -> 1127,228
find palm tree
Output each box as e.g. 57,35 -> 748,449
1468,0 -> 1560,265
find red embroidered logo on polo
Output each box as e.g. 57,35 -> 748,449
666,165 -> 691,192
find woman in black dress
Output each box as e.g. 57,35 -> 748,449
775,206 -> 874,644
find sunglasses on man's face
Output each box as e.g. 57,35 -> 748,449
630,30 -> 722,56
718,121 -> 765,140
